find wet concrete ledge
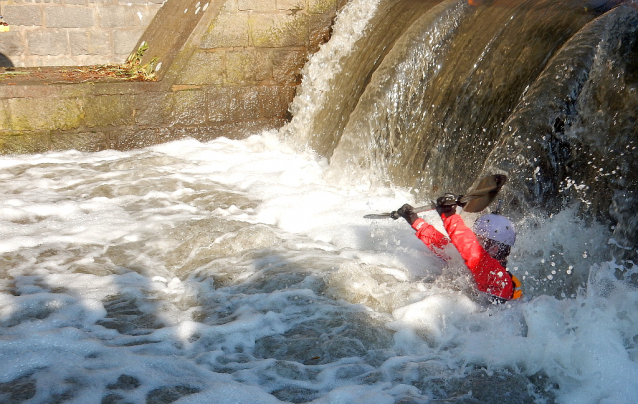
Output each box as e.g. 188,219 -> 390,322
0,0 -> 344,154
0,72 -> 293,154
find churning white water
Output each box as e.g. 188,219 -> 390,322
0,133 -> 637,404
2,0 -> 638,402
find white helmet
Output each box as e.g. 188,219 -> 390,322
473,213 -> 516,247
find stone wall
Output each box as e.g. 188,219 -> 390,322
0,0 -> 165,67
156,0 -> 341,139
0,0 -> 344,154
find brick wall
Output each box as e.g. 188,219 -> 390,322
0,0 -> 165,67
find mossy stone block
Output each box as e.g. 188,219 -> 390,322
250,13 -> 308,48
171,89 -> 207,125
278,0 -> 305,11
254,49 -> 274,82
83,94 -> 135,128
309,13 -> 334,52
177,51 -> 224,86
308,0 -> 337,14
8,97 -> 82,132
0,133 -> 50,155
272,49 -> 307,85
207,86 -> 260,122
51,132 -> 108,152
206,87 -> 233,123
201,13 -> 249,48
0,100 -> 11,131
157,127 -> 192,144
117,128 -> 159,151
258,85 -> 295,119
135,91 -> 173,126
225,50 -> 272,85
238,0 -> 276,11
227,86 -> 260,120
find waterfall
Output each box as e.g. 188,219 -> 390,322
2,1 -> 638,403
486,3 -> 638,257
289,0 -> 638,256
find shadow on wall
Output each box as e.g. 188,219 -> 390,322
0,53 -> 13,67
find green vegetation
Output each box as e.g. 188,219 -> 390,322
124,42 -> 159,81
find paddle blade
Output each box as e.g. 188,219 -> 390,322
461,174 -> 507,213
363,204 -> 435,220
362,175 -> 505,219
363,213 -> 394,219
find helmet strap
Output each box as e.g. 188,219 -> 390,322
477,235 -> 511,267
486,243 -> 500,256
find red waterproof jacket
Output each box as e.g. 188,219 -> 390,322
411,214 -> 515,300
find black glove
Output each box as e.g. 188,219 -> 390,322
395,203 -> 419,225
455,194 -> 467,209
435,193 -> 458,216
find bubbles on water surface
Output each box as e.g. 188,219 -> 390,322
325,261 -> 425,313
1,134 -> 638,403
2,2 -> 638,401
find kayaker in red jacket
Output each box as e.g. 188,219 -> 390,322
396,195 -> 522,303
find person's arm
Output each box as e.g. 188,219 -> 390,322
441,214 -> 514,299
410,218 -> 454,261
396,204 -> 450,260
412,218 -> 449,251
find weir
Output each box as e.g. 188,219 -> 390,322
287,0 -> 638,259
1,1 -> 638,403
0,0 -> 344,152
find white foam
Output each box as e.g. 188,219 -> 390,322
0,134 -> 636,403
282,0 -> 383,146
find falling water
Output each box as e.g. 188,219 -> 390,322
1,0 -> 638,403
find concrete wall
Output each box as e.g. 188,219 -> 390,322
0,0 -> 344,154
0,0 -> 165,67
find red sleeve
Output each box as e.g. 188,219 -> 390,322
441,214 -> 514,300
411,218 -> 450,259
